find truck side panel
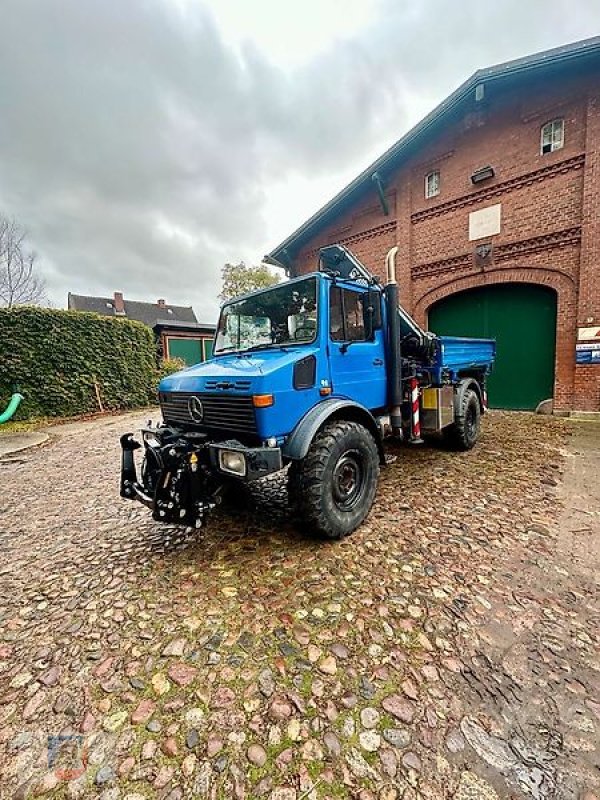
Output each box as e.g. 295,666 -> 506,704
436,336 -> 496,376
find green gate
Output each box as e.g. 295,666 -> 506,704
428,283 -> 557,410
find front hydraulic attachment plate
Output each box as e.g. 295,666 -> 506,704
120,433 -> 141,499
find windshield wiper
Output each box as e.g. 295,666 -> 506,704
239,342 -> 289,355
215,342 -> 290,357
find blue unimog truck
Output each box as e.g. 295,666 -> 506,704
121,245 -> 495,539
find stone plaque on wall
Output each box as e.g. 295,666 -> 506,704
469,203 -> 501,241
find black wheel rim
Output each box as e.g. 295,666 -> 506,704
465,404 -> 478,441
332,450 -> 364,511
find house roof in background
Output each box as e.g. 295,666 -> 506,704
268,35 -> 600,262
68,293 -> 198,326
153,319 -> 215,332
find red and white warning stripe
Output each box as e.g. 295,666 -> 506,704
410,377 -> 421,440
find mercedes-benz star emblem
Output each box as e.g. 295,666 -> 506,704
188,396 -> 204,423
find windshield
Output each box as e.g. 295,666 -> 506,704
214,277 -> 318,355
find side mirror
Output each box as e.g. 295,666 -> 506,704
363,289 -> 382,340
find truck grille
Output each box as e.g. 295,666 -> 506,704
159,392 -> 257,435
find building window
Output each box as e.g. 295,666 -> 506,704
425,170 -> 440,199
540,119 -> 564,154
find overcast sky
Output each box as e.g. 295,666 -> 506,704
1,1 -> 599,321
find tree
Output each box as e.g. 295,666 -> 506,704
0,216 -> 47,308
219,261 -> 280,302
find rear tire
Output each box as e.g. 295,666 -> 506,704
446,388 -> 481,450
288,420 -> 379,539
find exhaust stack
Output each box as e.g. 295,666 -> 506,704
384,247 -> 403,436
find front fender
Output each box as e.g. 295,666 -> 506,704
282,398 -> 385,463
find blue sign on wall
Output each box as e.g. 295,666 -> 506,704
576,342 -> 600,365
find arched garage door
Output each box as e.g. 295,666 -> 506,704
428,283 -> 557,410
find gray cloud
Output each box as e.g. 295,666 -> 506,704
0,0 -> 598,320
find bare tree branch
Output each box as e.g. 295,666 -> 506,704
0,215 -> 47,307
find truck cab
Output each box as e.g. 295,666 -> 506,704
121,246 -> 495,539
159,270 -> 389,445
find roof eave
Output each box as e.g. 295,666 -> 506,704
268,36 -> 600,260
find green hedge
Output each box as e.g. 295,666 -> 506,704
157,357 -> 187,383
0,307 -> 157,419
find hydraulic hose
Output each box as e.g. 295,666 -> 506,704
0,393 -> 24,424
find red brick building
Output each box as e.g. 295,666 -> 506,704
269,37 -> 600,412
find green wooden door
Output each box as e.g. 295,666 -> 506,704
428,283 -> 557,410
203,338 -> 214,360
167,337 -> 203,366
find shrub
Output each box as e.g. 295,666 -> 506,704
0,306 -> 157,420
156,357 -> 187,384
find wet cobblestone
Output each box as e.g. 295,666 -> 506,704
0,411 -> 597,798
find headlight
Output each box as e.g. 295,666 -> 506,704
143,431 -> 162,448
219,449 -> 247,476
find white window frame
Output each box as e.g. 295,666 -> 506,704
540,119 -> 564,155
425,170 -> 440,199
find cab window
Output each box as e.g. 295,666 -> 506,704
330,287 -> 366,342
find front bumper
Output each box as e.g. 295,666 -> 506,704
120,429 -> 283,525
207,442 -> 283,481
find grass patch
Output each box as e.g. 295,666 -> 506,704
0,416 -> 50,434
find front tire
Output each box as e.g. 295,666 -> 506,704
446,388 -> 481,450
220,479 -> 253,512
288,420 -> 380,539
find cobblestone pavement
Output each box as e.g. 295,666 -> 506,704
0,412 -> 598,800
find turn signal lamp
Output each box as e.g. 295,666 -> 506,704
252,394 -> 274,408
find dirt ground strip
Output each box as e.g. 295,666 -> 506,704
0,411 -> 597,800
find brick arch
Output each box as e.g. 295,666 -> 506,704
413,265 -> 574,324
413,265 -> 577,411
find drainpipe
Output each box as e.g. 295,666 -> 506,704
384,247 -> 402,436
371,172 -> 389,216
0,393 -> 24,424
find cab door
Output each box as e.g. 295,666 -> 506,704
328,285 -> 387,411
